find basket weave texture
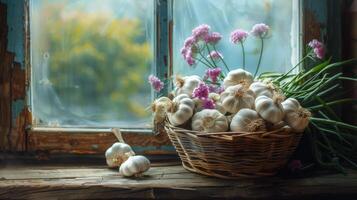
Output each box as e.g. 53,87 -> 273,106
165,122 -> 303,179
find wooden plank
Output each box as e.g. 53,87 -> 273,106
1,164 -> 357,199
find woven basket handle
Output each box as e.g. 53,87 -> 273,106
111,128 -> 125,143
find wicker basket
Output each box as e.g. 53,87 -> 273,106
164,122 -> 303,179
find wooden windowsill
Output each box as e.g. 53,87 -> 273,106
1,162 -> 357,199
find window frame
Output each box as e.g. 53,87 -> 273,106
0,0 -> 343,156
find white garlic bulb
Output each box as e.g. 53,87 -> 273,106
230,108 -> 266,132
223,69 -> 253,88
105,143 -> 135,168
282,98 -> 311,132
192,109 -> 228,133
174,75 -> 202,97
119,155 -> 150,177
255,95 -> 285,124
249,81 -> 276,98
220,84 -> 255,114
151,97 -> 172,124
168,94 -> 195,126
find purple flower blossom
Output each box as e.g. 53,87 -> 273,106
205,68 -> 222,83
207,85 -> 224,94
180,47 -> 187,58
192,83 -> 209,100
230,29 -> 249,44
207,51 -> 223,60
288,160 -> 303,172
204,32 -> 222,44
184,36 -> 196,48
148,75 -> 164,92
192,24 -> 211,41
202,98 -> 215,109
186,56 -> 196,66
308,39 -> 325,59
250,23 -> 269,37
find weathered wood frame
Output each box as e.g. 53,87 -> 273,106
0,0 -> 346,157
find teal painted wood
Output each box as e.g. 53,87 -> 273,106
154,0 -> 170,98
1,0 -> 27,123
303,0 -> 342,61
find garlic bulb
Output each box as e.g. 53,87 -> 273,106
192,109 -> 228,133
230,108 -> 266,132
105,143 -> 135,168
119,155 -> 150,177
194,93 -> 226,114
174,75 -> 202,97
255,95 -> 285,124
151,97 -> 172,124
223,69 -> 253,88
220,84 -> 255,114
168,94 -> 195,126
282,98 -> 311,132
249,81 -> 276,98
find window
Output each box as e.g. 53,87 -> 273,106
30,0 -> 300,129
30,0 -> 155,128
173,0 -> 300,76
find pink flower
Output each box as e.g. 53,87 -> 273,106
184,49 -> 196,66
184,36 -> 196,48
207,51 -> 223,60
202,98 -> 215,109
308,39 -> 325,59
230,29 -> 249,44
204,32 -> 222,44
180,47 -> 188,58
192,24 -> 211,41
251,23 -> 269,37
314,47 -> 325,59
288,160 -> 302,172
192,83 -> 209,100
148,75 -> 164,92
186,56 -> 196,66
205,68 -> 222,83
207,85 -> 224,94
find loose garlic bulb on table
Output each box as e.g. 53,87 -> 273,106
230,108 -> 266,132
223,69 -> 253,88
105,143 -> 135,168
191,109 -> 228,133
220,84 -> 255,114
119,155 -> 151,177
282,98 -> 311,132
255,94 -> 285,124
168,94 -> 195,126
174,75 -> 202,97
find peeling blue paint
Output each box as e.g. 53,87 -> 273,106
11,99 -> 25,123
1,0 -> 25,68
132,145 -> 175,153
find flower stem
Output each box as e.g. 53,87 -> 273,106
254,37 -> 264,77
213,45 -> 230,72
197,50 -> 215,68
205,43 -> 219,68
240,42 -> 245,69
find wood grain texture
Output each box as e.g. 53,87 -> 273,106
1,164 -> 357,200
27,130 -> 174,155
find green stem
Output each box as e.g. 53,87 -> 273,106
310,117 -> 357,131
197,51 -> 215,68
254,37 -> 264,77
213,45 -> 230,73
308,98 -> 357,110
240,42 -> 245,69
205,44 -> 218,68
275,55 -> 309,82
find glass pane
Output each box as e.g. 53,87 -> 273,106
30,0 -> 154,128
173,0 -> 299,76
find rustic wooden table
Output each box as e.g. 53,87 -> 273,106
1,161 -> 357,200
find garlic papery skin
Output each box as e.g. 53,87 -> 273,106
249,81 -> 275,98
168,94 -> 195,126
119,155 -> 150,177
223,69 -> 253,88
230,108 -> 266,132
192,109 -> 228,133
174,75 -> 202,97
282,98 -> 311,132
105,143 -> 135,168
255,95 -> 285,124
220,84 -> 255,114
152,97 -> 172,124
